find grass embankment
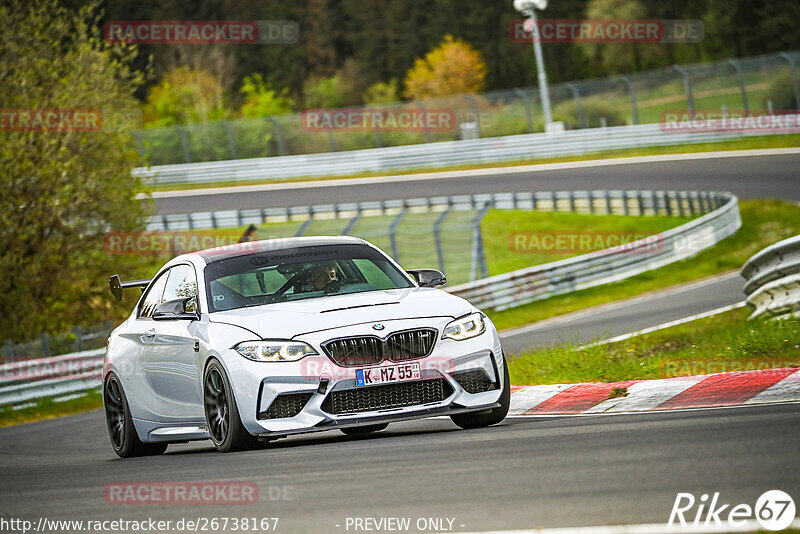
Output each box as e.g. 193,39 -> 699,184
0,390 -> 103,428
507,307 -> 800,386
147,134 -> 800,192
488,199 -> 800,331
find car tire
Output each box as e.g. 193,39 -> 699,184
204,359 -> 261,453
340,423 -> 389,436
450,355 -> 510,430
104,373 -> 168,458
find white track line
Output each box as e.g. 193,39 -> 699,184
455,518 -> 800,534
575,301 -> 747,350
500,271 -> 742,339
143,147 -> 800,199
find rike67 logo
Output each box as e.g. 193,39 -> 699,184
669,490 -> 795,531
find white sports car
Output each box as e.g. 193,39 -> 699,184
103,236 -> 509,456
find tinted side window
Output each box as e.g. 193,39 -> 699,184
138,272 -> 169,318
162,265 -> 199,312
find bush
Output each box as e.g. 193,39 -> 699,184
551,100 -> 627,129
763,71 -> 797,110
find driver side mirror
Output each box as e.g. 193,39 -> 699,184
152,297 -> 199,321
407,269 -> 447,288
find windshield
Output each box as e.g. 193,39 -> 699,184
204,244 -> 414,312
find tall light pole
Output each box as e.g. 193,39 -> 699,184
514,0 -> 553,130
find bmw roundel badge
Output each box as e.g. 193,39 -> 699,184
372,323 -> 385,331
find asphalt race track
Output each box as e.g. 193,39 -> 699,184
0,404 -> 798,532
499,272 -> 745,354
0,153 -> 797,532
152,152 -> 800,214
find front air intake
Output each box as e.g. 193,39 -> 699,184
320,378 -> 452,415
322,328 -> 437,367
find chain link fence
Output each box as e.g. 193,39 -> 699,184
134,51 -> 800,166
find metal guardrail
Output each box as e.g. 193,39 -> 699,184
741,235 -> 800,318
447,191 -> 740,310
133,120 -> 800,186
0,349 -> 103,408
2,189 -> 740,408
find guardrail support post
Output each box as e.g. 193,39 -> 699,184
727,59 -> 750,116
325,125 -> 336,153
295,211 -> 313,237
342,208 -> 361,235
179,126 -> 192,163
565,82 -> 586,128
73,326 -> 83,353
779,52 -> 800,110
40,333 -> 50,358
465,94 -> 481,138
514,89 -> 535,133
389,208 -> 408,260
222,120 -> 238,160
268,117 -> 287,156
618,75 -> 640,125
3,340 -> 12,364
418,102 -> 433,143
433,207 -> 452,275
131,131 -> 145,158
672,65 -> 695,120
470,203 -> 491,281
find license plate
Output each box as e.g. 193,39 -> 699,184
355,362 -> 421,387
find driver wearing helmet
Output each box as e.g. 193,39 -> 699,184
306,262 -> 340,292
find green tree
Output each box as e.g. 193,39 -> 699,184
0,0 -> 149,341
363,79 -> 401,105
143,66 -> 228,126
584,0 -> 660,73
240,74 -> 294,118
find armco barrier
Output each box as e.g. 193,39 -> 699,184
133,120 -> 800,186
742,235 -> 800,318
2,190 -> 740,407
0,348 -> 103,407
446,191 -> 740,310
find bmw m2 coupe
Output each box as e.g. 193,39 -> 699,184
103,236 -> 508,456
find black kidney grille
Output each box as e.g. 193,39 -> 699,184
452,369 -> 498,394
321,378 -> 452,415
258,392 -> 313,420
322,329 -> 437,367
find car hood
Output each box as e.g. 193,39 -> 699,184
208,288 -> 472,339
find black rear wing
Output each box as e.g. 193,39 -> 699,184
108,274 -> 151,302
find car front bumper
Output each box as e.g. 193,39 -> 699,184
223,317 -> 506,438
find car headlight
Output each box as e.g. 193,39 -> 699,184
442,312 -> 486,341
234,340 -> 317,362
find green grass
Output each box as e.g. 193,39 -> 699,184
488,199 -> 800,331
0,389 -> 102,428
146,133 -> 800,192
482,210 -> 692,276
507,307 -> 800,386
